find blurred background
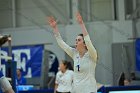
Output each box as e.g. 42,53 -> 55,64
0,0 -> 140,93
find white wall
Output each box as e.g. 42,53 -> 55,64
0,20 -> 133,85
112,20 -> 133,43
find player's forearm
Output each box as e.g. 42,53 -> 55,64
55,34 -> 74,58
80,23 -> 88,36
53,27 -> 59,36
54,84 -> 58,93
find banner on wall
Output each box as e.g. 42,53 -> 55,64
136,39 -> 140,71
1,45 -> 44,77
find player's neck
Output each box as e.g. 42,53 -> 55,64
62,69 -> 67,73
79,49 -> 87,58
17,75 -> 21,79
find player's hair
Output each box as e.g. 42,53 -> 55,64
61,60 -> 73,70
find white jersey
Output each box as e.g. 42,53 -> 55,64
0,49 -> 12,92
55,70 -> 74,92
55,34 -> 97,93
0,76 -> 12,92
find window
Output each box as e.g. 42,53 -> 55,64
90,0 -> 114,21
125,0 -> 140,19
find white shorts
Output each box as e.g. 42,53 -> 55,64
0,76 -> 12,92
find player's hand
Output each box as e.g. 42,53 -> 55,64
76,12 -> 83,24
47,16 -> 57,29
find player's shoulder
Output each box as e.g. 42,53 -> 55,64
67,70 -> 74,74
56,71 -> 62,75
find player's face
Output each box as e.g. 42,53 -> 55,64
75,36 -> 86,50
59,63 -> 66,72
16,69 -> 21,76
